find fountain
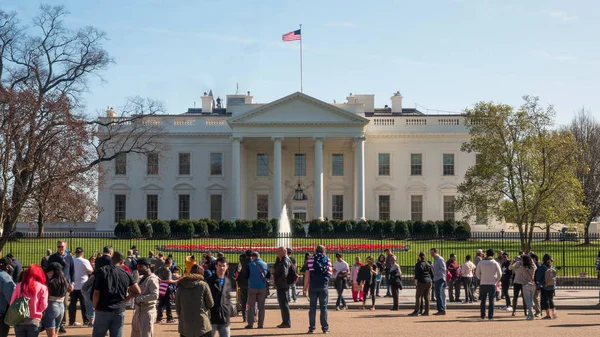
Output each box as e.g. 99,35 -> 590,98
275,204 -> 292,250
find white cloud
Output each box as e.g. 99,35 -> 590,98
549,11 -> 578,21
529,50 -> 577,62
555,55 -> 577,62
326,21 -> 361,29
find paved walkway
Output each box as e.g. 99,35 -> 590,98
258,287 -> 600,310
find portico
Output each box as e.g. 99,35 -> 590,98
227,92 -> 369,221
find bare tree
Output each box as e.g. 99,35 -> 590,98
0,6 -> 163,251
569,108 -> 600,244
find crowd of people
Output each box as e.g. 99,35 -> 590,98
0,241 -> 594,337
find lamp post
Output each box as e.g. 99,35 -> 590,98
561,226 -> 567,276
500,228 -> 505,251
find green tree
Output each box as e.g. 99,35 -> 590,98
455,96 -> 584,252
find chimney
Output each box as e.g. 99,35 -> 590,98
346,93 -> 356,104
106,106 -> 117,117
201,91 -> 214,113
391,91 -> 403,113
245,91 -> 254,104
353,94 -> 375,113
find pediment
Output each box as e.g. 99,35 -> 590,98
109,183 -> 131,190
173,183 -> 195,190
205,183 -> 227,191
373,183 -> 397,192
228,92 -> 370,126
439,183 -> 458,191
141,183 -> 163,191
406,182 -> 428,192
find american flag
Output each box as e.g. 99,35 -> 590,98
307,254 -> 333,277
282,29 -> 301,42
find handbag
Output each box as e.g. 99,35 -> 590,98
256,263 -> 270,298
5,284 -> 30,326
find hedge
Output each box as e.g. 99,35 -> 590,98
114,218 -> 472,238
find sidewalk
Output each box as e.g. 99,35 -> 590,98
253,288 -> 600,310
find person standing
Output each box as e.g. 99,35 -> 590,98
41,250 -> 53,272
530,253 -> 543,317
44,263 -> 68,337
155,259 -> 176,324
131,258 -> 160,337
47,241 -> 74,334
245,252 -> 268,329
207,257 -> 234,337
11,265 -> 48,337
383,249 -> 394,297
332,253 -> 349,311
408,252 -> 433,316
303,245 -> 332,334
474,249 -> 483,299
358,256 -> 377,310
430,248 -> 447,315
509,255 -> 525,317
6,254 -> 23,283
273,247 -> 291,329
388,256 -> 401,311
446,254 -> 460,302
460,255 -> 476,304
350,257 -> 364,302
375,255 -> 385,297
476,249 -> 502,320
495,250 -> 504,301
95,246 -> 114,271
235,251 -> 251,322
286,248 -> 298,303
0,258 -> 15,337
175,265 -> 213,337
92,252 -> 141,337
125,250 -> 139,310
536,254 -> 557,320
500,252 -> 512,311
511,254 -> 537,320
70,248 -> 93,326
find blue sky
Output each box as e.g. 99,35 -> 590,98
3,0 -> 598,126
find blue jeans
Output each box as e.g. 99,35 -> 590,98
522,284 -> 535,319
434,279 -> 446,312
288,283 -> 297,301
308,288 -> 328,332
82,291 -> 95,322
43,301 -> 65,329
277,288 -> 291,326
479,285 -> 496,319
14,324 -> 41,337
385,271 -> 391,296
211,324 -> 230,337
92,310 -> 125,337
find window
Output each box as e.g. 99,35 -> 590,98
378,153 -> 390,176
411,195 -> 423,221
147,152 -> 159,175
210,194 -> 222,221
115,153 -> 127,175
114,195 -> 126,223
332,195 -> 343,220
443,153 -> 455,176
257,154 -> 269,176
332,154 -> 344,176
146,194 -> 158,220
295,154 -> 306,176
179,153 -> 191,175
257,194 -> 269,219
210,153 -> 223,176
178,194 -> 190,220
379,195 -> 390,220
443,196 -> 455,221
293,212 -> 307,221
411,153 -> 422,176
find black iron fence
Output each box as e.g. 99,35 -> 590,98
5,231 -> 600,289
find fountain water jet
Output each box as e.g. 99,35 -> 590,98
276,204 -> 292,250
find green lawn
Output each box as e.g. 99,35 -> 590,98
6,235 -> 600,277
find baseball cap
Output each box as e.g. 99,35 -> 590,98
477,249 -> 483,254
137,258 -> 152,267
75,247 -> 84,254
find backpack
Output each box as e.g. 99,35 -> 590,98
4,284 -> 30,326
545,267 -> 557,287
126,256 -> 137,271
286,259 -> 299,285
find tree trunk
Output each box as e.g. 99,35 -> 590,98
545,223 -> 551,242
37,211 -> 44,238
0,217 -> 18,253
584,219 -> 591,245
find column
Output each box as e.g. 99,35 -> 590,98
355,136 -> 365,220
273,137 -> 283,218
231,137 -> 242,220
314,137 -> 324,220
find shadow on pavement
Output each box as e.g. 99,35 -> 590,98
549,323 -> 600,328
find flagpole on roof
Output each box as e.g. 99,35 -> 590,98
299,23 -> 303,93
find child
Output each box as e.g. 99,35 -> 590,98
155,266 -> 175,323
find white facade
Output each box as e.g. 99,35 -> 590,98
97,91 -> 473,231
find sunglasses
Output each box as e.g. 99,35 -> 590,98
57,246 -> 65,248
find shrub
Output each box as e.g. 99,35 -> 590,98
441,220 -> 457,236
355,220 -> 371,234
394,220 -> 410,238
424,221 -> 439,236
329,219 -> 340,232
308,219 -> 323,236
253,219 -> 272,234
291,218 -> 305,236
114,219 -> 141,238
151,220 -> 171,237
372,220 -> 385,234
193,219 -> 208,236
206,219 -> 219,234
172,219 -> 195,236
322,220 -> 334,234
412,220 -> 425,235
235,219 -> 253,233
139,220 -> 153,237
270,218 -> 279,234
336,220 -> 353,234
382,220 -> 395,235
454,222 -> 472,238
218,219 -> 236,234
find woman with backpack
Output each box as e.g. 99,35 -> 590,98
535,254 -> 557,319
510,254 -> 537,320
43,263 -> 68,337
358,256 -> 378,310
10,264 -> 48,337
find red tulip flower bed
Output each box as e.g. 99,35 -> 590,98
155,243 -> 409,254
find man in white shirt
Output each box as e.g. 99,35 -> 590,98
69,247 -> 93,326
332,253 -> 349,310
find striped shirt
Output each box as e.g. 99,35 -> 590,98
159,280 -> 169,297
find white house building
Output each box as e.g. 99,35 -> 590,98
96,91 -> 474,231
